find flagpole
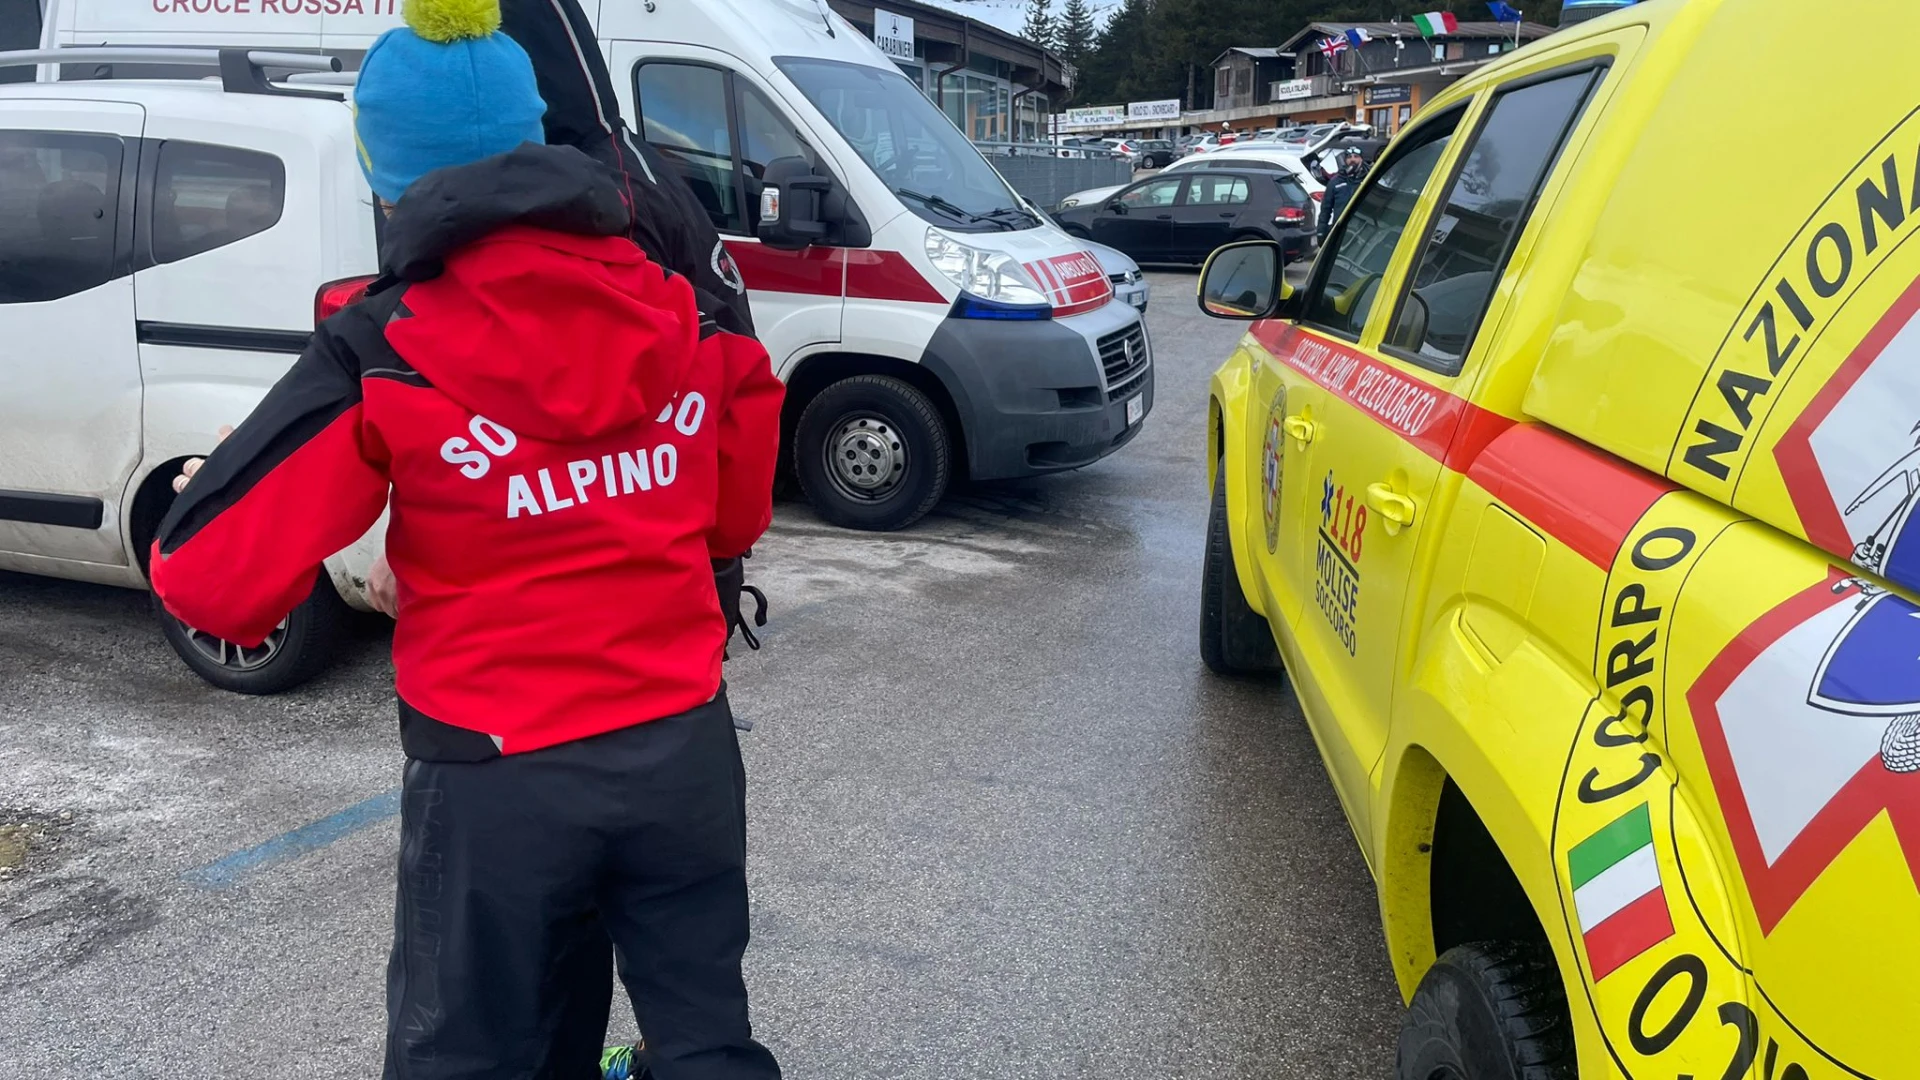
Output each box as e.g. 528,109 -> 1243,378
1514,9 -> 1521,48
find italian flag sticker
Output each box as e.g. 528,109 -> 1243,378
1567,803 -> 1675,980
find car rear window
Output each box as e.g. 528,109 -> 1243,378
150,141 -> 285,265
1274,176 -> 1310,205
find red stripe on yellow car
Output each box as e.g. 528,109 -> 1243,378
1468,425 -> 1677,569
1249,321 -> 1516,469
1247,321 -> 1680,569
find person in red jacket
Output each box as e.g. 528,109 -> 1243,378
150,1 -> 786,1075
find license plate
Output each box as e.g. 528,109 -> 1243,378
1126,394 -> 1144,426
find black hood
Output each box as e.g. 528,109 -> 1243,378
380,143 -> 632,281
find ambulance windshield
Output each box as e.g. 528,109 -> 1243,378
777,56 -> 1030,232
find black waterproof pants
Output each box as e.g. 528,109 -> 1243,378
381,692 -> 781,1080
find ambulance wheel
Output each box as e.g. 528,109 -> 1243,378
1396,941 -> 1577,1080
1201,468 -> 1281,676
155,571 -> 350,695
795,374 -> 951,531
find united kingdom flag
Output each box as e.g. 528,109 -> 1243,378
1318,35 -> 1349,65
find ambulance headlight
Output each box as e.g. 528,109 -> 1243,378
924,229 -> 1051,308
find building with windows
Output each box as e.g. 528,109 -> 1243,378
1181,48 -> 1354,134
826,0 -> 1072,143
1280,20 -> 1554,137
1185,20 -> 1556,139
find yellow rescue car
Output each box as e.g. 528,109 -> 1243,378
1196,0 -> 1920,1076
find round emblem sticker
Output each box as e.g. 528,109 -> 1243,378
1262,387 -> 1288,553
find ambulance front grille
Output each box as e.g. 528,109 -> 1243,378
1099,324 -> 1149,401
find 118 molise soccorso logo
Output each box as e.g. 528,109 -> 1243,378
1314,470 -> 1363,656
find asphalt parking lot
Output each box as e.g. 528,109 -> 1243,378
0,271 -> 1403,1079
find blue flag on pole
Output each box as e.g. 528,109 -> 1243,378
1488,1 -> 1523,22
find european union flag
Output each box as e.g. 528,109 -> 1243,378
1488,1 -> 1523,21
1810,592 -> 1920,716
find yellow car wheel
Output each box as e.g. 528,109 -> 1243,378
1200,468 -> 1282,676
1396,941 -> 1575,1080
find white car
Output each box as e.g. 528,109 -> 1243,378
1057,146 -> 1328,220
0,49 -> 385,694
1058,122 -> 1362,222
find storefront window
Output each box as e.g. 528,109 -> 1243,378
941,71 -> 965,131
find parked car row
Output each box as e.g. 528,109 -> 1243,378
1054,169 -> 1316,266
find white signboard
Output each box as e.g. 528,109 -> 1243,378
1127,98 -> 1181,122
67,0 -> 402,47
1272,78 -> 1316,101
1066,105 -> 1127,127
873,8 -> 915,62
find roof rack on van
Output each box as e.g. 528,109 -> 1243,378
0,47 -> 345,100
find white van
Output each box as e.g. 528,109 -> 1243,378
0,47 -> 382,693
42,0 -> 1156,536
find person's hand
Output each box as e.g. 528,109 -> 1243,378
172,425 -> 234,494
366,554 -> 398,619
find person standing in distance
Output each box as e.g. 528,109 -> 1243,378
1316,147 -> 1367,247
151,0 -> 786,1075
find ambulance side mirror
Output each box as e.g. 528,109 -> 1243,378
758,156 -> 870,251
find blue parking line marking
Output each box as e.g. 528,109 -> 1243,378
185,789 -> 401,888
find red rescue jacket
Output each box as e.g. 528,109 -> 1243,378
151,145 -> 784,759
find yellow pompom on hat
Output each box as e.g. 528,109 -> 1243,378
353,0 -> 547,203
402,0 -> 501,42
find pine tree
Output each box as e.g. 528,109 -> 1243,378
1052,0 -> 1098,64
1055,0 -> 1097,97
1021,0 -> 1057,52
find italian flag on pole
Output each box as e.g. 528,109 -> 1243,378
1567,803 -> 1676,980
1413,10 -> 1460,35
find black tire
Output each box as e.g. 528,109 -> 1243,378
1201,467 -> 1282,676
794,374 -> 951,531
155,570 -> 351,695
1396,942 -> 1578,1080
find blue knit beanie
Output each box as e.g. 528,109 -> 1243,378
353,0 -> 548,204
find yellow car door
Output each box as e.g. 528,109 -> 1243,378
1238,316 -> 1326,633
1285,67 -> 1610,843
1255,108 -> 1468,837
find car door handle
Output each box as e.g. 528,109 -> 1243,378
1282,414 -> 1316,447
1219,212 -> 1235,218
1365,483 -> 1417,529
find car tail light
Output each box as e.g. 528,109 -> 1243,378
1311,190 -> 1324,201
1274,206 -> 1309,224
315,276 -> 376,325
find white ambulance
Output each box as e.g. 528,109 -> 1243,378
42,0 -> 1156,537
0,0 -> 1152,691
